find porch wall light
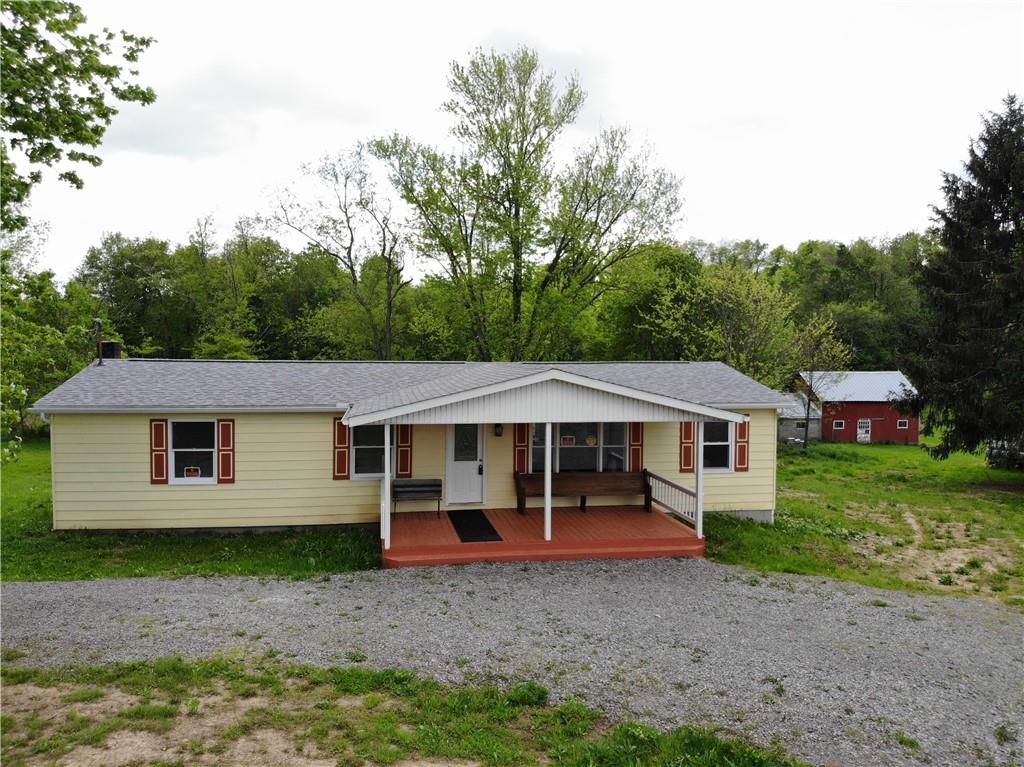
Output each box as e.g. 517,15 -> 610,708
494,424 -> 504,437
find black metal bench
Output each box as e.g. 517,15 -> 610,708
391,478 -> 443,517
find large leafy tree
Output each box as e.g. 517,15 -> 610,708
902,95 -> 1024,458
0,0 -> 155,229
1,228 -> 104,460
273,149 -> 412,360
641,259 -> 849,391
373,47 -> 680,360
586,241 -> 703,360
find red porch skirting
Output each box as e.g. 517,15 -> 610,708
384,505 -> 704,568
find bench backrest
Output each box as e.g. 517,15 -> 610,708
392,478 -> 443,500
514,471 -> 646,496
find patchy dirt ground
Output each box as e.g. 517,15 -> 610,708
1,680 -> 395,766
842,502 -> 1020,594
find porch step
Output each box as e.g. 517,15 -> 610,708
382,536 -> 706,568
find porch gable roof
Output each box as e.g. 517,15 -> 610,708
343,368 -> 747,426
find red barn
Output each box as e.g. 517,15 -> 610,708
801,371 -> 919,445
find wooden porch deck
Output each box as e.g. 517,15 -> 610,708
383,505 -> 704,568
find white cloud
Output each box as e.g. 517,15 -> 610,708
24,0 -> 1024,280
104,63 -> 370,157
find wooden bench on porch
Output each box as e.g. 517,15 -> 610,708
392,478 -> 443,517
513,470 -> 652,515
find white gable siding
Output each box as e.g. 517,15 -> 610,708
382,379 -> 713,425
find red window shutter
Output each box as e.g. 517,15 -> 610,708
333,417 -> 350,480
734,417 -> 750,472
628,423 -> 644,472
513,423 -> 529,473
679,421 -> 695,473
396,425 -> 413,478
150,419 -> 168,484
217,419 -> 235,483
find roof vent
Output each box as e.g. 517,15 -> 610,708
100,340 -> 123,360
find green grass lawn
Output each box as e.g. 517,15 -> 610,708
3,437 -> 1022,603
706,440 -> 1024,605
0,439 -> 380,581
0,654 -> 806,767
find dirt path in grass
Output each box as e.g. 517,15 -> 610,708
3,558 -> 1022,767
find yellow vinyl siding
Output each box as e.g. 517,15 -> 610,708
50,413 -> 381,529
643,409 -> 777,512
49,410 -> 777,529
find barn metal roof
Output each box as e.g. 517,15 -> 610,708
800,370 -> 916,403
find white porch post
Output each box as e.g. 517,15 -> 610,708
544,421 -> 552,541
695,420 -> 705,539
382,424 -> 392,550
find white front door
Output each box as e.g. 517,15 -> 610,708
446,424 -> 485,504
857,418 -> 872,443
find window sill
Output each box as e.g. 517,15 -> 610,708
169,479 -> 218,486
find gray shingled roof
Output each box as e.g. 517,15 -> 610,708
32,359 -> 788,413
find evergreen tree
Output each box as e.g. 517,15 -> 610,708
903,95 -> 1024,459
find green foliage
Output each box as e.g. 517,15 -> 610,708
902,95 -> 1024,458
771,234 -> 934,369
643,262 -> 798,388
0,0 -> 155,229
626,243 -> 851,389
1,230 -> 102,459
1,440 -> 381,580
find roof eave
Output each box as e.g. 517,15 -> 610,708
30,404 -> 351,415
708,401 -> 793,410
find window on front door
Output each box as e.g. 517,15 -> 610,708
529,423 -> 627,472
452,423 -> 478,461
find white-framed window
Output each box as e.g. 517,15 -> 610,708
170,420 -> 217,484
529,423 -> 628,473
351,424 -> 396,479
702,421 -> 732,471
897,419 -> 909,429
833,419 -> 846,430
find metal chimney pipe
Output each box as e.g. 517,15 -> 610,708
94,318 -> 104,366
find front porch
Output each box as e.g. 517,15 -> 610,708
383,505 -> 705,567
341,367 -> 750,567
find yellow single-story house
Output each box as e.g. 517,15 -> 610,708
32,358 -> 788,567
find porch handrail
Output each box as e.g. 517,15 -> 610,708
646,470 -> 698,529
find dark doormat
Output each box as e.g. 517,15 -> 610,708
448,510 -> 502,543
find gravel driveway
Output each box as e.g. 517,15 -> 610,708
2,558 -> 1021,767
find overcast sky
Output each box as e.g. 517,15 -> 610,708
23,0 -> 1024,280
